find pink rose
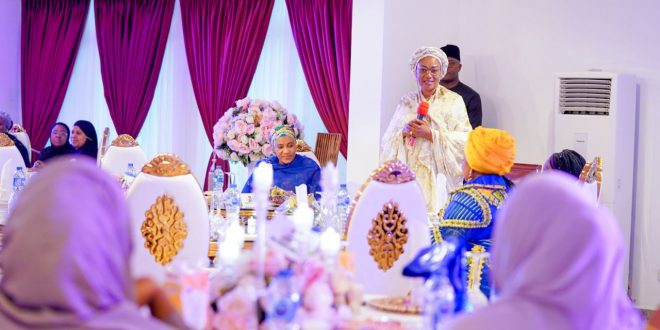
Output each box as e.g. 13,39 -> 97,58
238,144 -> 250,154
235,97 -> 250,109
302,281 -> 334,313
248,139 -> 259,152
287,113 -> 297,125
214,286 -> 258,330
227,140 -> 240,151
245,124 -> 255,135
249,248 -> 288,277
263,144 -> 273,156
234,120 -> 247,135
271,100 -> 282,110
263,108 -> 277,121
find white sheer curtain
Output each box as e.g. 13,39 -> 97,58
59,1 -> 210,182
234,0 -> 347,188
58,0 -> 345,187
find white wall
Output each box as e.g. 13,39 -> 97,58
0,0 -> 21,121
350,0 -> 660,309
346,0 -> 385,192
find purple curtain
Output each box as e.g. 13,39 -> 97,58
180,0 -> 275,190
95,0 -> 174,138
21,0 -> 89,160
285,0 -> 352,158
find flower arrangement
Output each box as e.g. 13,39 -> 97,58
210,246 -> 363,330
213,97 -> 303,166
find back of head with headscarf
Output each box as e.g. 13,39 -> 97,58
465,126 -> 516,176
448,172 -> 642,330
548,149 -> 586,178
73,120 -> 99,160
0,158 -> 170,329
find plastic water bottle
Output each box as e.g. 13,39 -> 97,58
224,183 -> 240,221
12,167 -> 26,194
213,167 -> 224,191
263,269 -> 300,327
209,166 -> 224,212
423,272 -> 456,329
123,163 -> 138,190
336,184 -> 350,232
8,167 -> 26,211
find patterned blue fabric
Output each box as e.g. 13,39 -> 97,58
242,154 -> 321,195
432,174 -> 512,298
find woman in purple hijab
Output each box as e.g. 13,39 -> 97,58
0,158 -> 184,329
447,172 -> 642,330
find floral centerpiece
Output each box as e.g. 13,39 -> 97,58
213,97 -> 303,166
210,245 -> 363,330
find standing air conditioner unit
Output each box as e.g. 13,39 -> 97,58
552,72 -> 637,290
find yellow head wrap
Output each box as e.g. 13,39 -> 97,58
465,127 -> 517,176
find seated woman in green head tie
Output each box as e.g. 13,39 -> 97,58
242,125 -> 321,196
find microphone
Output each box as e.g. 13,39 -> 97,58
409,101 -> 429,146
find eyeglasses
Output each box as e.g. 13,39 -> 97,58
416,67 -> 441,77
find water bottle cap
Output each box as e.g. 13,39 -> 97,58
277,268 -> 294,278
340,183 -> 347,189
16,167 -> 22,170
128,163 -> 134,167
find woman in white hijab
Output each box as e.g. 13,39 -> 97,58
381,46 -> 471,212
447,172 -> 642,330
0,158 -> 185,329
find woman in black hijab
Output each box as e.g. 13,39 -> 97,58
36,123 -> 75,164
70,120 -> 99,160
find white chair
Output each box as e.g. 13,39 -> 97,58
0,134 -> 26,202
126,154 -> 209,282
296,139 -> 320,165
10,125 -> 31,163
345,160 -> 431,296
100,134 -> 148,177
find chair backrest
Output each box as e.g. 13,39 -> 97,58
579,156 -> 602,202
0,134 -> 25,202
505,162 -> 542,184
9,125 -> 31,163
314,133 -> 341,166
98,127 -> 110,161
126,154 -> 209,282
100,134 -> 148,177
296,139 -> 320,165
345,160 -> 431,296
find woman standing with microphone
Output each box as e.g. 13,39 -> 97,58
381,46 -> 471,212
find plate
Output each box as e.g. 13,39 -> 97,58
366,296 -> 421,315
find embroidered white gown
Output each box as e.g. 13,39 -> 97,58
381,87 -> 471,212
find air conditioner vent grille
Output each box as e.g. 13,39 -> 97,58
559,78 -> 611,115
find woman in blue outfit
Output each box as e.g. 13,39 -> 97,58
242,125 -> 321,195
432,126 -> 516,299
